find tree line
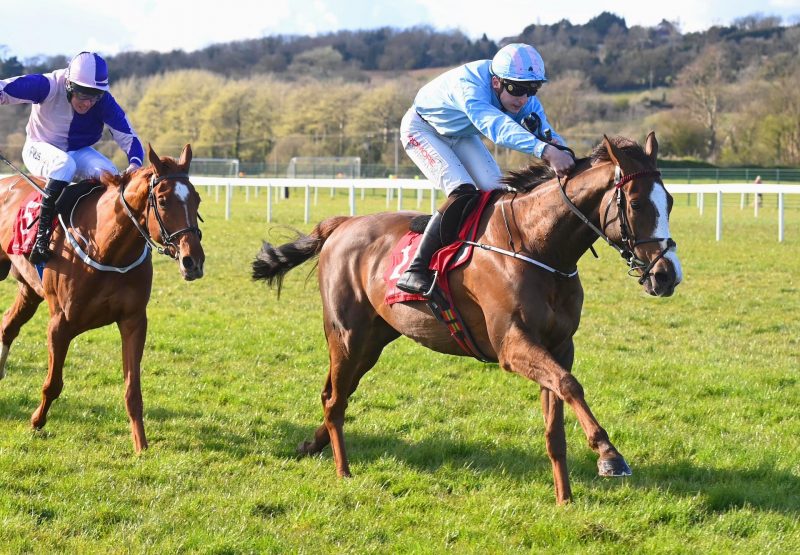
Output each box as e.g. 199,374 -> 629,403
1,12 -> 799,171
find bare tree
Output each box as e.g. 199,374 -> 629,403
676,45 -> 729,162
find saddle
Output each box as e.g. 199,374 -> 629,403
7,180 -> 103,256
384,191 -> 499,361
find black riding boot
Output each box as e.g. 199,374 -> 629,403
28,178 -> 68,265
396,211 -> 443,296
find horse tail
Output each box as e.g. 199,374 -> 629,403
252,216 -> 350,296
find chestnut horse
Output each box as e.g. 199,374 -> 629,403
252,133 -> 682,503
0,144 -> 204,452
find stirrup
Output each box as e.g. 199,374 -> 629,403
397,270 -> 437,297
28,245 -> 52,265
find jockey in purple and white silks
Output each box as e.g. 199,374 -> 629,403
0,51 -> 144,264
396,43 -> 575,296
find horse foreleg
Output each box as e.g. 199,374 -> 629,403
499,328 -> 630,494
118,315 -> 148,453
31,314 -> 71,429
0,281 -> 43,380
541,387 -> 571,503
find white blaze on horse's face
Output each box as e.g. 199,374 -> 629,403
649,180 -> 683,285
174,181 -> 193,226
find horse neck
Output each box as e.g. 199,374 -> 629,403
505,164 -> 614,269
93,175 -> 151,260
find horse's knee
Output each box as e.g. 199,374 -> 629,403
324,397 -> 348,423
42,380 -> 63,400
558,374 -> 584,402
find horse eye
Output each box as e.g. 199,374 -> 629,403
630,200 -> 641,210
158,197 -> 167,208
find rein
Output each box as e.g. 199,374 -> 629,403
460,191 -> 579,279
558,166 -> 676,284
58,185 -> 150,273
120,173 -> 202,260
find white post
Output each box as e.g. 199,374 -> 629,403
754,194 -> 760,218
314,186 -> 318,206
417,187 -> 423,208
349,183 -> 356,216
430,186 -> 437,214
304,184 -> 310,224
715,191 -> 722,241
397,182 -> 403,211
698,192 -> 704,216
266,183 -> 272,222
225,182 -> 231,221
245,185 -> 250,203
778,193 -> 785,242
740,192 -> 745,209
215,184 -> 220,203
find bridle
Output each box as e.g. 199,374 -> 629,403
120,173 -> 203,259
557,166 -> 676,285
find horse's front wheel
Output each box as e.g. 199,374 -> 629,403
597,454 -> 632,477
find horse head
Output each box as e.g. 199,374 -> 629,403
597,133 -> 683,297
144,144 -> 205,281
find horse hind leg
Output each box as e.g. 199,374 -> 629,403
0,281 -> 44,380
541,387 -> 571,504
31,315 -> 72,430
298,323 -> 398,478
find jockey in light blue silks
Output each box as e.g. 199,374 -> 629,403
0,51 -> 144,264
397,43 -> 575,296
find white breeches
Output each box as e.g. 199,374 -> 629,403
23,139 -> 117,182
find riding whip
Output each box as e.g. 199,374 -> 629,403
0,150 -> 49,197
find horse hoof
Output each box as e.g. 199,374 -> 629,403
31,411 -> 46,430
296,440 -> 314,457
598,456 -> 632,477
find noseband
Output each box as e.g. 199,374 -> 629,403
120,173 -> 203,259
558,167 -> 676,284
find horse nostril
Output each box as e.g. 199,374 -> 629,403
182,256 -> 195,270
655,271 -> 670,284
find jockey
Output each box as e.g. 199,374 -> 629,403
0,51 -> 144,265
396,43 -> 574,296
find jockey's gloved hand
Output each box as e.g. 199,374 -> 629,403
542,144 -> 575,178
124,163 -> 141,174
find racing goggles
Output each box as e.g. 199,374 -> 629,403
69,82 -> 105,103
500,79 -> 542,97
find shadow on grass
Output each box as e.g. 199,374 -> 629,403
0,393 -> 38,422
535,448 -> 800,514
276,419 -> 800,514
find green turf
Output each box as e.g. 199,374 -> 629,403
0,187 -> 797,553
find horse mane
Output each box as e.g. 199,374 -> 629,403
590,136 -> 651,166
500,136 -> 649,192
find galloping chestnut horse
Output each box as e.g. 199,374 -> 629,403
253,133 -> 682,503
0,144 -> 204,452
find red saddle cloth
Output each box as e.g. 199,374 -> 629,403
7,191 -> 47,256
384,191 -> 494,305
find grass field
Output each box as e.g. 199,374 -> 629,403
0,187 -> 798,553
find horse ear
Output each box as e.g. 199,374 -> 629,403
178,144 -> 193,171
603,134 -> 633,173
644,131 -> 658,165
147,143 -> 165,176
602,134 -> 624,169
